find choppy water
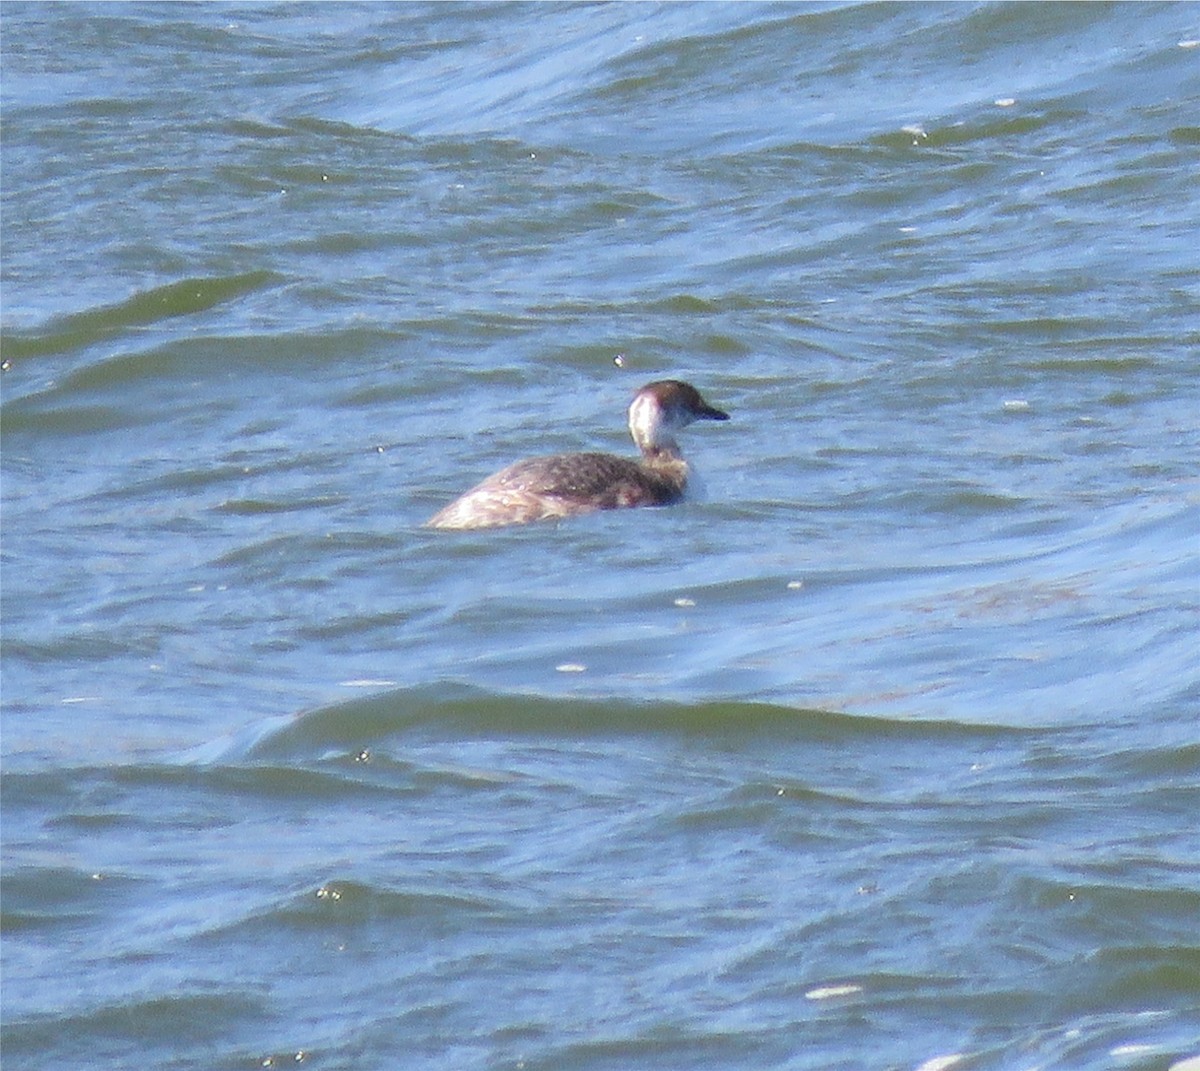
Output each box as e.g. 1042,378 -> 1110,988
2,3 -> 1199,1069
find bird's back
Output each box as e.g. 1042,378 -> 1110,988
426,451 -> 686,529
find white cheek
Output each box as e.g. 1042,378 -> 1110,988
628,397 -> 657,443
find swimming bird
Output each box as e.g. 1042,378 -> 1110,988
425,379 -> 729,529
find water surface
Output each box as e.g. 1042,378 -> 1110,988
2,4 -> 1199,1069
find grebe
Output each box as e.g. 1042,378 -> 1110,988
426,379 -> 729,530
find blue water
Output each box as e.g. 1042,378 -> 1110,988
2,3 -> 1199,1069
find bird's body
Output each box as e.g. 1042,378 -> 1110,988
426,380 -> 728,530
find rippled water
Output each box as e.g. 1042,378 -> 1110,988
2,3 -> 1199,1069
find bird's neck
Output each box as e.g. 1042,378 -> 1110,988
640,442 -> 685,465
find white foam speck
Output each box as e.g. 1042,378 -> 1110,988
804,983 -> 863,1000
995,97 -> 1016,107
556,662 -> 587,673
915,1056 -> 965,1071
340,679 -> 397,688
